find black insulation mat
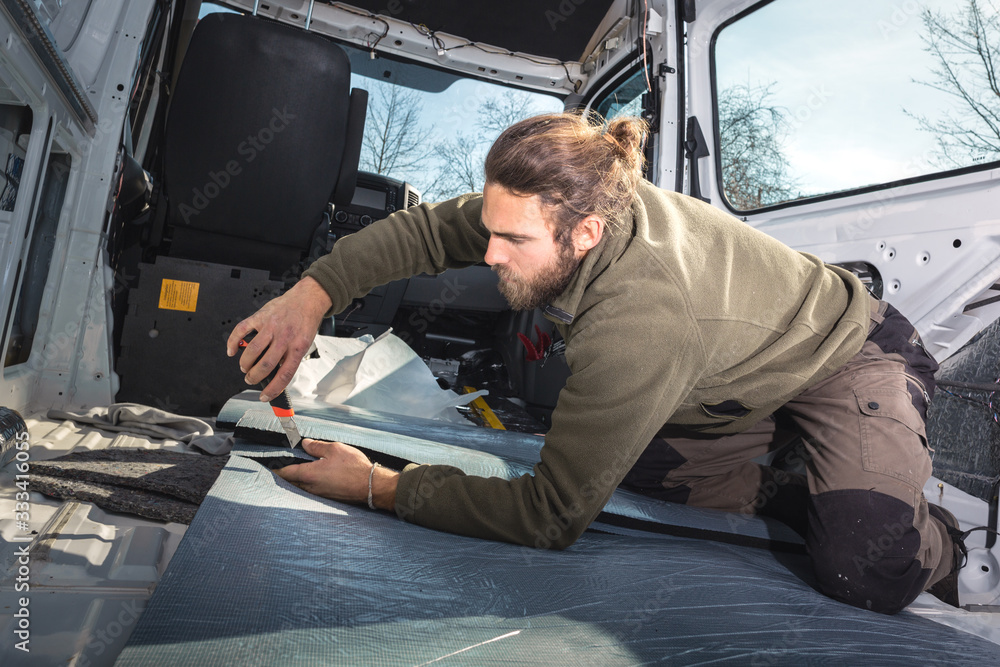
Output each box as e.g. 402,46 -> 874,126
30,448 -> 228,524
30,474 -> 201,525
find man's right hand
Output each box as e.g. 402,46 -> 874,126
227,276 -> 333,401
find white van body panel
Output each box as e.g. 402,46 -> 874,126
686,0 -> 1000,361
0,0 -> 156,414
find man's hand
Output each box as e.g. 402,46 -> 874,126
275,439 -> 400,510
227,276 -> 333,401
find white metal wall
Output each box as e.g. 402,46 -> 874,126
0,0 -> 156,414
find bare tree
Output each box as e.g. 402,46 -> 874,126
718,82 -> 797,209
477,92 -> 541,135
422,93 -> 548,201
358,86 -> 552,202
360,81 -> 435,175
908,0 -> 1000,166
422,133 -> 484,201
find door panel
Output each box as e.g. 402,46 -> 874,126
580,0 -> 684,191
688,0 -> 1000,360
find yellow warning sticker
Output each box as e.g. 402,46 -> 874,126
158,279 -> 200,312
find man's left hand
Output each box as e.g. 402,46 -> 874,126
275,439 -> 399,510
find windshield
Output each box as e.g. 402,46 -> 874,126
342,42 -> 565,202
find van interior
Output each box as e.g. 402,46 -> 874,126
2,0 -> 1000,663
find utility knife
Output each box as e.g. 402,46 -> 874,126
238,331 -> 303,449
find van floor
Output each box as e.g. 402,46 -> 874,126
3,411 -> 999,665
0,416 -> 190,666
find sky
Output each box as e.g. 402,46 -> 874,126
714,0 -> 993,197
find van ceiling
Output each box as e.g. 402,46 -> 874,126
342,0 -> 619,62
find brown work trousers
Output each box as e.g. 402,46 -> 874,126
621,297 -> 953,614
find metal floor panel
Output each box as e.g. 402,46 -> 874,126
1,417 -> 191,667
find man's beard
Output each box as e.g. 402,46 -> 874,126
493,244 -> 581,311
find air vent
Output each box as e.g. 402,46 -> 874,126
406,187 -> 421,209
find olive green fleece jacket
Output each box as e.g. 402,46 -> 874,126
302,180 -> 870,549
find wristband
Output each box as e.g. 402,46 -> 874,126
367,462 -> 380,510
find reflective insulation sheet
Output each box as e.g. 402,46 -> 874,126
114,396 -> 1000,665
223,394 -> 805,549
114,454 -> 1000,665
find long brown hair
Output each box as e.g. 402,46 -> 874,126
484,112 -> 647,243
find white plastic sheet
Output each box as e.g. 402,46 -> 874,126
286,332 -> 485,424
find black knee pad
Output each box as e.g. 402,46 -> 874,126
808,489 -> 931,614
619,437 -> 691,503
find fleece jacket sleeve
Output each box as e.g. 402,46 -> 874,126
394,286 -> 705,549
302,193 -> 488,317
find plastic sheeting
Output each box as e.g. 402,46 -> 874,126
115,453 -> 1000,665
286,332 -> 486,424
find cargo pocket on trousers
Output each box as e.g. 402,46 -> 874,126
700,399 -> 752,420
855,387 -> 933,491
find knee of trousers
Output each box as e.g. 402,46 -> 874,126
807,489 -> 932,615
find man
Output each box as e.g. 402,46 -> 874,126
227,113 -> 963,615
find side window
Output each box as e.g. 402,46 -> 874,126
0,106 -> 32,365
594,69 -> 648,121
199,3 -> 240,18
714,0 -> 1000,211
4,149 -> 70,370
